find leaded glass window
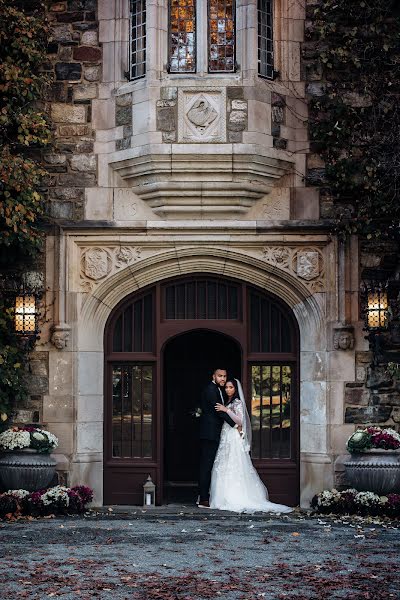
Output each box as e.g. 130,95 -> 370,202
208,0 -> 235,72
169,0 -> 196,73
250,364 -> 292,459
112,365 -> 153,458
130,0 -> 146,80
258,0 -> 273,79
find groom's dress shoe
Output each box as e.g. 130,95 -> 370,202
198,500 -> 210,508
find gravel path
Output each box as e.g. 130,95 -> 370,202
0,510 -> 399,599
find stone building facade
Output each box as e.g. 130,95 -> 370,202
17,0 -> 399,506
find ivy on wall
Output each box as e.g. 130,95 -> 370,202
0,0 -> 51,253
307,0 -> 400,239
0,1 -> 51,428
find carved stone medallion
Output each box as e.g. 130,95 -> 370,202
295,251 -> 320,281
80,245 -> 142,293
187,97 -> 218,129
262,246 -> 325,292
178,88 -> 226,143
83,248 -> 112,280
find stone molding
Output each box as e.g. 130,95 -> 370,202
110,149 -> 292,218
75,244 -> 326,350
262,246 -> 325,293
80,245 -> 141,292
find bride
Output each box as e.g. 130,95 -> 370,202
209,378 -> 293,513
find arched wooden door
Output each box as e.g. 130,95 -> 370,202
104,275 -> 299,506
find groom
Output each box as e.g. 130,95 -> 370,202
197,368 -> 238,508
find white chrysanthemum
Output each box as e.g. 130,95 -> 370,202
7,489 -> 30,499
0,429 -> 30,451
32,432 -> 46,441
383,428 -> 400,442
41,485 -> 69,507
317,490 -> 339,507
36,429 -> 58,448
355,491 -> 380,506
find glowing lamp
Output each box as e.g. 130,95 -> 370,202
15,295 -> 36,333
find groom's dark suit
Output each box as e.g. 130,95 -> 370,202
198,381 -> 236,502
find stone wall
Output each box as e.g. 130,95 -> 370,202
45,0 -> 100,222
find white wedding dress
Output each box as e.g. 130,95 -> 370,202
209,389 -> 293,514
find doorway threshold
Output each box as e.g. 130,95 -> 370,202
88,504 -> 301,520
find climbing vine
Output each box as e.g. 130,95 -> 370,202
307,0 -> 400,239
0,1 -> 51,428
0,0 -> 51,252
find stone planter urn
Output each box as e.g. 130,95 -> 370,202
344,449 -> 400,495
0,449 -> 56,492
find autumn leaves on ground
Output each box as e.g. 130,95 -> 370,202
0,512 -> 399,599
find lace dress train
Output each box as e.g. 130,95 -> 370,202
209,399 -> 293,513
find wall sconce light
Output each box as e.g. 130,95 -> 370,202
366,286 -> 388,330
361,280 -> 389,367
143,474 -> 156,507
15,295 -> 37,334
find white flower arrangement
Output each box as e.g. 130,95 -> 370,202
354,491 -> 380,507
317,489 -> 341,507
0,429 -> 30,450
0,427 -> 58,453
7,489 -> 30,499
41,485 -> 70,507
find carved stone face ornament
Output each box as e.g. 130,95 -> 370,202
333,327 -> 355,351
51,325 -> 71,350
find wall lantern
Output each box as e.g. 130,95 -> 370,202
361,280 -> 389,367
365,283 -> 388,330
143,475 -> 156,507
15,295 -> 37,334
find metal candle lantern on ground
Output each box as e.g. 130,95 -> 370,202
143,475 -> 156,506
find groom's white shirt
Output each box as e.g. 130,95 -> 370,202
212,380 -> 225,405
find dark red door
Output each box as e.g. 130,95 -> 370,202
104,276 -> 300,506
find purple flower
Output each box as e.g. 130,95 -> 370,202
70,485 -> 93,506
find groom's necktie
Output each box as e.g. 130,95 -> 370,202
217,387 -> 225,405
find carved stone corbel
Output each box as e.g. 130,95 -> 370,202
333,325 -> 355,351
51,323 -> 71,350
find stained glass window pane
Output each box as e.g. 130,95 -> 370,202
208,0 -> 235,72
130,0 -> 146,80
258,0 -> 274,79
169,0 -> 196,73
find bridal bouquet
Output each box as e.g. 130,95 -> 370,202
0,426 -> 59,454
346,426 -> 400,453
190,408 -> 202,418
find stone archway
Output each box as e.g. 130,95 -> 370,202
70,244 -> 330,507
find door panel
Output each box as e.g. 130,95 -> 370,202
104,363 -> 155,505
250,362 -> 299,505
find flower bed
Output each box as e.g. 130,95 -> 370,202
0,485 -> 93,519
311,488 -> 400,517
347,427 -> 400,453
0,427 -> 58,454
